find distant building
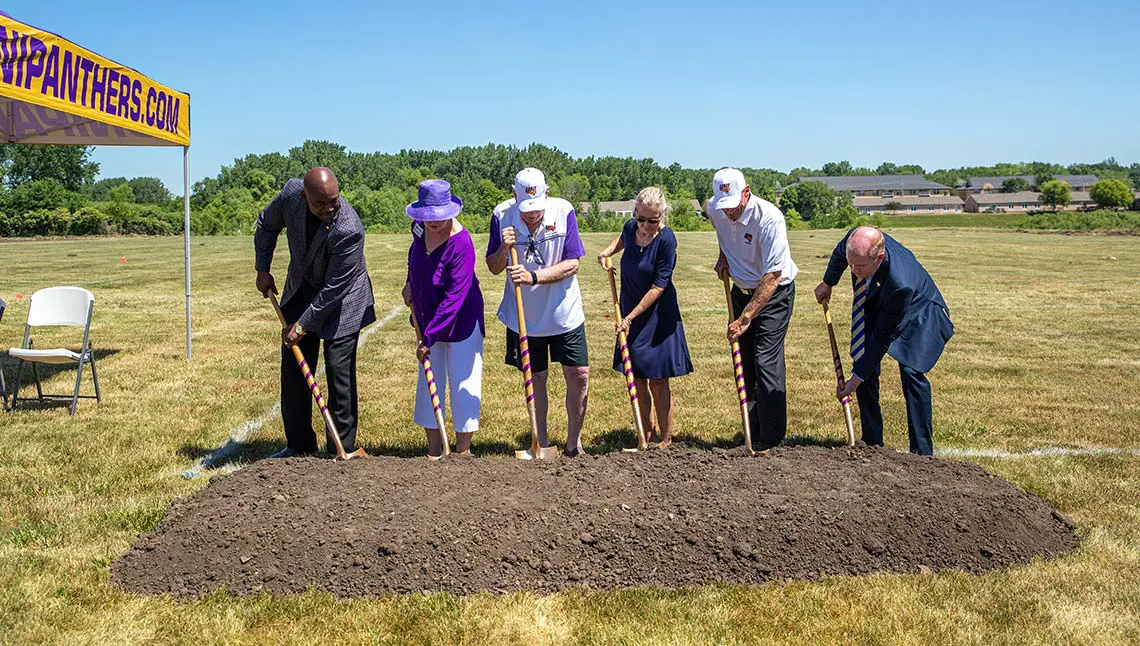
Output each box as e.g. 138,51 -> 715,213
964,191 -> 1040,213
578,199 -> 701,218
853,195 -> 964,214
795,175 -> 953,197
964,190 -> 1096,213
959,174 -> 1099,197
784,175 -> 959,213
582,200 -> 636,217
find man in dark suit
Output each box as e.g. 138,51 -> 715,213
814,226 -> 953,455
254,167 -> 376,458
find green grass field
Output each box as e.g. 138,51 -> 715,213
1,230 -> 1138,644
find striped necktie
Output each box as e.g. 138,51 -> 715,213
851,277 -> 868,361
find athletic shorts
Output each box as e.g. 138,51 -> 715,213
504,323 -> 589,373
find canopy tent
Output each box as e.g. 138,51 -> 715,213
0,11 -> 194,359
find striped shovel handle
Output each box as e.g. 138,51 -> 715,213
722,276 -> 755,455
822,301 -> 857,447
269,294 -> 351,461
604,257 -> 648,449
510,246 -> 542,454
410,308 -> 450,457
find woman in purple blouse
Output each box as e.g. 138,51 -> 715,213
402,180 -> 485,457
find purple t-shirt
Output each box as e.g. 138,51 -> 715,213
407,225 -> 485,347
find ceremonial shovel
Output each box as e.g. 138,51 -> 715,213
410,308 -> 451,458
603,257 -> 649,451
269,294 -> 367,461
721,275 -> 755,455
510,245 -> 559,461
821,301 -> 857,447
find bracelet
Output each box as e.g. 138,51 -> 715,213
530,270 -> 539,285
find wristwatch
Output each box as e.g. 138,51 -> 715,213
292,322 -> 304,336
530,270 -> 539,285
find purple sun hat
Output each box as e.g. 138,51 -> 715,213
405,179 -> 463,221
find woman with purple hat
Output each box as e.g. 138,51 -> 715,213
402,179 -> 485,457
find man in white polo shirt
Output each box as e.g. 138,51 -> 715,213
487,167 -> 590,457
709,167 -> 799,450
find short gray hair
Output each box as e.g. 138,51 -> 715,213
634,186 -> 671,225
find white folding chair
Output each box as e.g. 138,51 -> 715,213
0,297 -> 7,409
7,287 -> 101,416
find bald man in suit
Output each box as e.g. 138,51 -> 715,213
814,227 -> 953,455
254,167 -> 376,458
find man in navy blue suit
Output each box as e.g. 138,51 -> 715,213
814,227 -> 953,455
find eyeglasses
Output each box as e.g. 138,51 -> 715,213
635,217 -> 661,224
524,237 -> 546,267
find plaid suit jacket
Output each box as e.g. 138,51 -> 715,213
254,179 -> 376,339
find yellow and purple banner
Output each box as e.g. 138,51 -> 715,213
0,13 -> 189,146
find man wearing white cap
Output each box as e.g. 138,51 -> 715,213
486,168 -> 590,456
709,167 -> 799,450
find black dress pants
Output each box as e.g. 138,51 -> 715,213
280,296 -> 360,453
731,281 -> 795,449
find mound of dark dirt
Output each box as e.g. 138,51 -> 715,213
112,446 -> 1079,600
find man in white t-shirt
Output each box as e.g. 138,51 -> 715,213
486,167 -> 590,457
709,167 -> 799,450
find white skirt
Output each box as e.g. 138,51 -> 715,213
414,327 -> 483,433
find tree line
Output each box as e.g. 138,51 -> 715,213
1,142 -> 1137,237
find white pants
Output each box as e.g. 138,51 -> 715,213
414,328 -> 483,434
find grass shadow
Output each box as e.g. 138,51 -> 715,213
782,433 -> 848,448
672,432 -> 745,451
178,438 -> 286,471
5,399 -> 93,413
673,431 -> 847,451
589,427 -> 645,454
364,439 -> 522,459
178,435 -> 528,472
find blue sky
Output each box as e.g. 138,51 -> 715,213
9,0 -> 1139,192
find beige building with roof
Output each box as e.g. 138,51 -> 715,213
853,195 -> 964,214
578,199 -> 702,218
964,191 -> 1096,213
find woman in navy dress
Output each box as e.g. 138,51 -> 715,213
597,186 -> 693,447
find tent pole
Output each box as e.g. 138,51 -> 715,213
183,146 -> 192,361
